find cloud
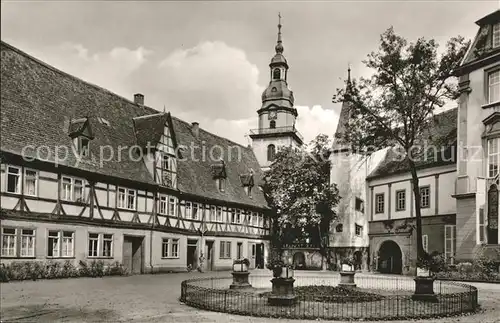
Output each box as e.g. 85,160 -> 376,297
296,105 -> 339,143
157,41 -> 264,120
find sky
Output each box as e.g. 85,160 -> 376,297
1,1 -> 498,146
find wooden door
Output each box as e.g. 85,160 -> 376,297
123,237 -> 133,273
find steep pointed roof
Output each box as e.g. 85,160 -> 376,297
332,67 -> 352,152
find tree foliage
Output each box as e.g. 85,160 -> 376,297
262,134 -> 340,259
332,27 -> 469,267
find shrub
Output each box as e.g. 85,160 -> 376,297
0,260 -> 127,282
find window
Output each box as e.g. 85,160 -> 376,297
273,68 -> 281,80
1,228 -> 17,257
422,234 -> 429,253
6,166 -> 20,193
48,230 -> 74,258
61,176 -> 85,202
88,233 -> 99,257
252,212 -> 258,226
479,207 -> 486,243
117,187 -> 136,210
267,144 -> 276,161
88,233 -> 114,258
184,202 -> 191,219
236,209 -> 242,224
444,225 -> 456,265
20,229 -> 35,257
24,169 -> 38,196
192,203 -> 199,220
355,224 -> 363,236
218,178 -> 225,192
396,190 -> 406,211
168,197 -> 176,216
162,238 -> 179,258
420,186 -> 430,209
335,224 -> 343,233
220,241 -> 231,259
251,244 -> 256,258
209,206 -> 216,222
230,209 -> 236,223
160,153 -> 176,187
237,242 -> 243,259
488,70 -> 500,104
270,120 -> 276,129
488,138 -> 500,177
375,194 -> 385,214
74,137 -> 90,157
158,195 -> 167,215
216,206 -> 223,222
493,23 -> 500,48
355,197 -> 364,213
1,228 -> 36,258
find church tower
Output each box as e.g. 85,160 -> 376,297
250,14 -> 303,171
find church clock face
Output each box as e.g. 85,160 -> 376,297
268,111 -> 277,120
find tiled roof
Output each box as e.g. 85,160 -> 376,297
366,108 -> 457,180
0,41 -> 267,209
461,10 -> 500,66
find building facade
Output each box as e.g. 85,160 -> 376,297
0,41 -> 271,274
454,9 -> 500,263
250,17 -> 303,171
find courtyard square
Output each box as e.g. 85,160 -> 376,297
1,271 -> 500,323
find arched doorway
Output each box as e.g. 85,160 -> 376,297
378,240 -> 403,274
293,252 -> 306,269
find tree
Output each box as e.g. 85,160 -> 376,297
262,134 -> 340,267
332,27 -> 469,270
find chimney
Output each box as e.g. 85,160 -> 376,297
191,122 -> 199,138
134,93 -> 144,106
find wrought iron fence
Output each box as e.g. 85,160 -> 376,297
180,274 -> 478,320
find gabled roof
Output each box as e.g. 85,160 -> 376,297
366,108 -> 458,180
133,113 -> 170,149
0,40 -> 267,209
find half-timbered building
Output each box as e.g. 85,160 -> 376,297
0,41 -> 270,273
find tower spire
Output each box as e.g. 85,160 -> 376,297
275,12 -> 284,54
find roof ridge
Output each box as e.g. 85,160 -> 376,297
170,115 -> 252,151
0,40 -> 157,114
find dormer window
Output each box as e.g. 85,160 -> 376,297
69,117 -> 93,157
74,137 -> 90,157
239,172 -> 254,198
493,23 -> 500,48
211,160 -> 227,192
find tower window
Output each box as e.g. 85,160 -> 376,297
267,144 -> 276,161
273,68 -> 281,80
270,120 -> 276,129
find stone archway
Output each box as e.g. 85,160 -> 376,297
293,252 -> 306,269
378,240 -> 403,274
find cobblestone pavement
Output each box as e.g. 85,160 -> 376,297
1,270 -> 499,323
